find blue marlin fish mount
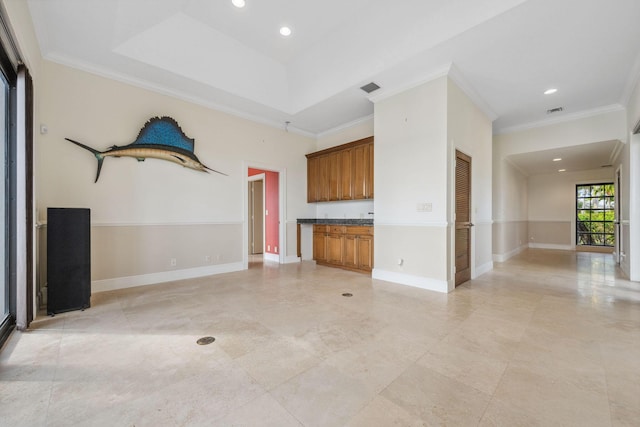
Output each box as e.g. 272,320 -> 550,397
65,116 -> 226,182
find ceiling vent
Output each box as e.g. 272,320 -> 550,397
546,107 -> 564,114
360,82 -> 381,94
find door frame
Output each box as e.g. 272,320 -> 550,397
248,173 -> 265,255
242,162 -> 286,269
615,165 -> 622,264
451,148 -> 473,290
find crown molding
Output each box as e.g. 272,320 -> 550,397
315,114 -> 374,139
447,63 -> 498,121
495,104 -> 626,135
367,65 -> 451,104
44,52 -> 317,139
367,63 -> 497,123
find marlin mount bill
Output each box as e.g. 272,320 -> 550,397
65,116 -> 226,182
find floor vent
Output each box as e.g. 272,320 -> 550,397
197,336 -> 216,345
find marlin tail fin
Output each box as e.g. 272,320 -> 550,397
65,138 -> 105,183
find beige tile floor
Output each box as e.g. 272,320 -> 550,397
1,249 -> 639,426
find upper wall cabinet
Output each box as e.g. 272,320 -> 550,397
306,137 -> 373,202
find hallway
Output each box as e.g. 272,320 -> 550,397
1,250 -> 638,426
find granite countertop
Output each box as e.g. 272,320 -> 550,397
297,218 -> 373,225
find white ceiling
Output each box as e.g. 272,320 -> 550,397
507,140 -> 621,176
27,0 -> 640,149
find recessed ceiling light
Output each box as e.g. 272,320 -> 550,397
280,26 -> 292,36
544,88 -> 558,95
558,169 -> 566,172
553,158 -> 562,162
232,0 -> 245,8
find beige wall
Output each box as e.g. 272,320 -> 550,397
492,159 -> 528,261
528,221 -> 572,247
528,168 -> 613,249
35,60 -> 315,292
447,78 -> 494,277
374,225 -> 448,290
493,110 -> 625,261
316,117 -> 373,151
494,109 -> 627,156
493,221 -> 528,260
373,77 -> 449,291
373,76 -> 492,292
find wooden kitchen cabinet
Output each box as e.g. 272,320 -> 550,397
317,155 -> 330,202
340,148 -> 353,200
312,225 -> 373,274
306,137 -> 373,202
357,235 -> 373,271
307,156 -> 319,202
328,151 -> 340,201
326,228 -> 344,264
313,225 -> 327,262
343,234 -> 357,268
353,143 -> 370,200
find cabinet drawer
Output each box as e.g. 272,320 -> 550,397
313,224 -> 328,233
345,226 -> 373,236
329,225 -> 346,234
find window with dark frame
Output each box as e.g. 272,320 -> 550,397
576,183 -> 615,247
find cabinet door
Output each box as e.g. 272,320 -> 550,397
357,235 -> 373,271
353,143 -> 370,199
313,232 -> 327,262
317,155 -> 330,202
328,151 -> 340,201
367,142 -> 374,199
307,156 -> 318,202
326,233 -> 343,265
340,148 -> 353,200
343,235 -> 357,268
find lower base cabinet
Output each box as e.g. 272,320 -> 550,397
313,225 -> 373,273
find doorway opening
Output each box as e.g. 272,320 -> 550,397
247,168 -> 280,265
248,174 -> 264,265
576,183 -> 615,252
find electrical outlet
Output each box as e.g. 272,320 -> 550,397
205,255 -> 211,263
170,258 -> 177,267
267,245 -> 271,251
416,203 -> 432,212
275,246 -> 278,253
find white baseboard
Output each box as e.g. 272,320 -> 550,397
284,255 -> 301,264
493,245 -> 527,263
264,253 -> 280,263
528,243 -> 573,250
372,269 -> 449,293
474,261 -> 493,278
92,262 -> 245,293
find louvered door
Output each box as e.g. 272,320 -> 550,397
455,150 -> 472,286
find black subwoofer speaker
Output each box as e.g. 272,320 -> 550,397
47,208 -> 91,315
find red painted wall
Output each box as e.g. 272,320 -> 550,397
248,168 -> 279,255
